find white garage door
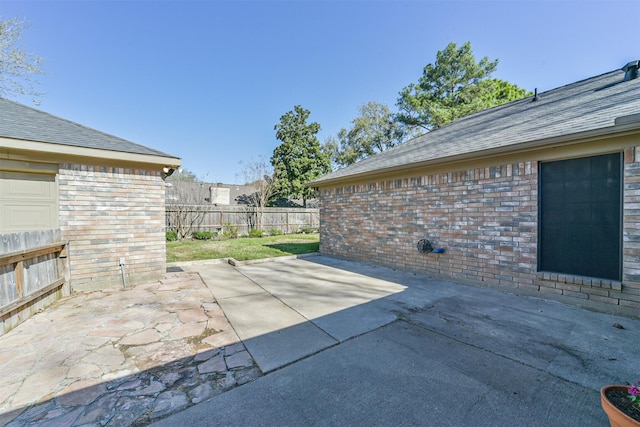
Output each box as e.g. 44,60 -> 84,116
0,171 -> 58,232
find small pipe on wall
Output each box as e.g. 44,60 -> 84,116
119,257 -> 127,288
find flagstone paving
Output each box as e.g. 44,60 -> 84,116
0,272 -> 262,426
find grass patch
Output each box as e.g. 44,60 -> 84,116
167,233 -> 319,263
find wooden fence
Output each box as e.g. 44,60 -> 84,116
166,205 -> 320,236
0,230 -> 70,336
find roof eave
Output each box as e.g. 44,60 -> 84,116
310,115 -> 640,188
0,136 -> 182,169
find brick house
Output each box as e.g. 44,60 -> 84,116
311,62 -> 640,318
0,98 -> 181,291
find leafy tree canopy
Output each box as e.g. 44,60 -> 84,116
271,105 -> 331,207
326,101 -> 408,168
0,17 -> 44,100
476,78 -> 532,108
396,41 -> 530,132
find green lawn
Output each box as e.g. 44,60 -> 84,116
167,233 -> 320,263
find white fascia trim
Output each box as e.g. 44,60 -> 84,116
0,137 -> 181,167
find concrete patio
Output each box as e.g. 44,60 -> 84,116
2,254 -> 639,426
158,255 -> 640,426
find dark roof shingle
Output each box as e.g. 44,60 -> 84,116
0,98 -> 177,158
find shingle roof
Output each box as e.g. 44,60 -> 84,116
0,97 -> 177,158
312,66 -> 640,186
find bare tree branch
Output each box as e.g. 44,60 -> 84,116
0,18 -> 44,101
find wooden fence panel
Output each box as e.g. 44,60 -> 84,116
166,206 -> 320,236
0,229 -> 69,336
262,211 -> 287,229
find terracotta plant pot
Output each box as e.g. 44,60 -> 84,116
601,385 -> 640,427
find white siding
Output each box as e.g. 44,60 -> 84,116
0,171 -> 58,232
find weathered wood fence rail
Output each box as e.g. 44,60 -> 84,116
166,206 -> 320,236
0,230 -> 70,336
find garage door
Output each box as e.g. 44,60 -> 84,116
0,171 -> 58,232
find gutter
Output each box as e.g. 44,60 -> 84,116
0,137 -> 182,170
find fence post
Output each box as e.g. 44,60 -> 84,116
286,211 -> 290,234
15,260 -> 24,299
60,242 -> 71,294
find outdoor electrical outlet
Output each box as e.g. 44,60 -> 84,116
119,257 -> 125,266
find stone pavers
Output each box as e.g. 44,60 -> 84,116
0,272 -> 262,426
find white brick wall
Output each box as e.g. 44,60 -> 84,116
58,164 -> 166,290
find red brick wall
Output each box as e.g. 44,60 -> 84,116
320,154 -> 640,317
58,164 -> 167,290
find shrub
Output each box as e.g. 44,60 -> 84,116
248,229 -> 264,238
301,225 -> 317,234
192,231 -> 215,240
166,231 -> 178,241
269,228 -> 283,236
222,223 -> 238,239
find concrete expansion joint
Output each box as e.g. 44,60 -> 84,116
261,340 -> 342,375
219,291 -> 266,301
223,265 -> 313,327
266,318 -> 412,376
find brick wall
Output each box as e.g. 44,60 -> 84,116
58,164 -> 167,290
320,153 -> 640,318
620,148 -> 640,311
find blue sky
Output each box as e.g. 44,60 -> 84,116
2,0 -> 638,183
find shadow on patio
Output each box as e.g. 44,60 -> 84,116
2,255 -> 639,426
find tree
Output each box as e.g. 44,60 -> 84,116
322,135 -> 340,170
165,168 -> 209,240
326,101 -> 408,167
396,41 -> 529,132
271,105 -> 331,207
476,78 -> 532,108
0,18 -> 44,100
236,156 -> 277,231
